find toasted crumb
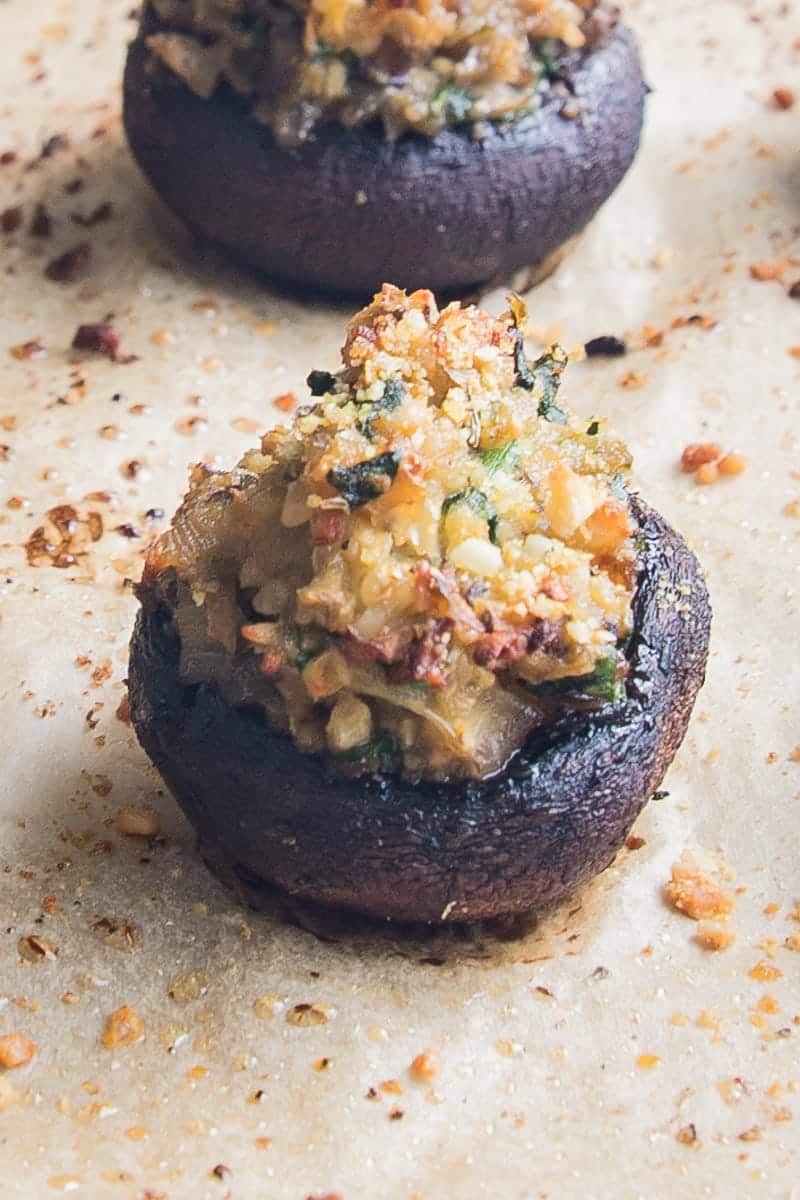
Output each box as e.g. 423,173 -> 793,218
789,346 -> 800,359
254,1137 -> 272,1150
113,805 -> 160,837
274,392 -> 297,413
785,933 -> 800,952
717,452 -> 747,477
756,994 -> 779,1015
681,443 -> 721,473
0,1032 -> 37,1069
771,86 -> 795,110
676,1123 -> 701,1148
380,1079 -> 404,1095
749,961 -> 783,983
694,461 -> 719,486
664,852 -> 735,920
695,923 -> 735,951
636,1054 -> 661,1070
625,835 -> 647,851
788,746 -> 800,763
101,1005 -> 145,1049
619,370 -> 647,390
738,1125 -> 762,1142
750,258 -> 788,281
409,1050 -> 440,1082
286,1003 -> 330,1027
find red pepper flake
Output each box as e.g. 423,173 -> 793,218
29,204 -> 52,239
45,242 -> 91,284
9,339 -> 46,361
1,206 -> 23,233
274,392 -> 297,413
388,1106 -> 405,1120
72,201 -> 113,227
771,86 -> 796,110
72,322 -> 120,362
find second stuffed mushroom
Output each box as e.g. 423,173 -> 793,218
123,0 -> 646,295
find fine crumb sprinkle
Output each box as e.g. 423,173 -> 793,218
664,851 -> 735,921
636,1054 -> 661,1070
286,1003 -> 330,1027
771,86 -> 795,110
676,1123 -> 701,1148
695,923 -> 735,951
749,961 -> 783,983
113,805 -> 160,838
101,1005 -> 145,1049
0,1032 -> 37,1069
410,1050 -> 440,1082
749,258 -> 788,281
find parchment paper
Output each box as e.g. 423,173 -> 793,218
1,1 -> 798,1196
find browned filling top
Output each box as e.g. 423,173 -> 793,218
145,285 -> 637,782
147,0 -> 611,144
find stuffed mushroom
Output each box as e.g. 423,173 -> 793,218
123,0 -> 646,296
129,284 -> 710,923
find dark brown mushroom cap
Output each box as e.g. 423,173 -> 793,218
129,497 -> 711,923
123,12 -> 646,296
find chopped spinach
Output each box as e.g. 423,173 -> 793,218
586,419 -> 600,437
533,38 -> 561,81
526,653 -> 626,704
511,318 -> 568,423
477,440 -> 520,475
442,487 -> 499,544
357,378 -> 405,438
327,451 -> 401,508
333,734 -> 398,763
306,369 -> 336,397
430,82 -> 473,123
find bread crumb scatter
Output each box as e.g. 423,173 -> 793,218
10,339 -> 46,361
694,461 -> 719,486
771,86 -> 795,110
749,961 -> 783,983
389,1106 -> 405,1120
286,1003 -> 330,1027
254,1137 -> 272,1150
0,1032 -> 37,1069
168,971 -> 209,1003
619,370 -> 647,390
18,934 -> 57,962
380,1079 -> 404,1095
636,1054 -> 661,1070
718,452 -> 747,477
749,258 -> 788,281
764,902 -> 781,917
253,994 -> 281,1019
676,1123 -> 701,1148
113,805 -> 160,837
125,1125 -> 147,1141
664,852 -> 735,920
625,834 -> 647,850
785,933 -> 800,952
101,1005 -> 145,1049
756,994 -> 779,1015
695,923 -> 735,951
681,443 -> 721,473
410,1050 -> 441,1082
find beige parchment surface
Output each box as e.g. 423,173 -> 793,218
0,1 -> 799,1197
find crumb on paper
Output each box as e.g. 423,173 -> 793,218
410,1051 -> 440,1082
749,258 -> 788,281
113,805 -> 160,837
286,1003 -> 330,1027
695,923 -> 735,951
749,961 -> 783,983
676,1123 -> 701,1148
0,1032 -> 37,1069
664,851 -> 735,921
101,1005 -> 145,1049
771,86 -> 795,110
636,1054 -> 661,1070
168,971 -> 209,1004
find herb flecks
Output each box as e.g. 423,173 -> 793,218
527,653 -> 626,704
477,441 -> 520,475
358,378 -> 405,438
442,487 -> 499,544
327,451 -> 401,509
334,735 -> 397,763
430,83 -> 473,123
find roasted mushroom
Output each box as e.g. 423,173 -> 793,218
123,1 -> 646,296
129,285 -> 710,923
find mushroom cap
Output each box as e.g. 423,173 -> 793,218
129,497 -> 710,924
123,17 -> 646,296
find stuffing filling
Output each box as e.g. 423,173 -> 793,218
145,284 -> 637,781
146,0 -> 609,144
